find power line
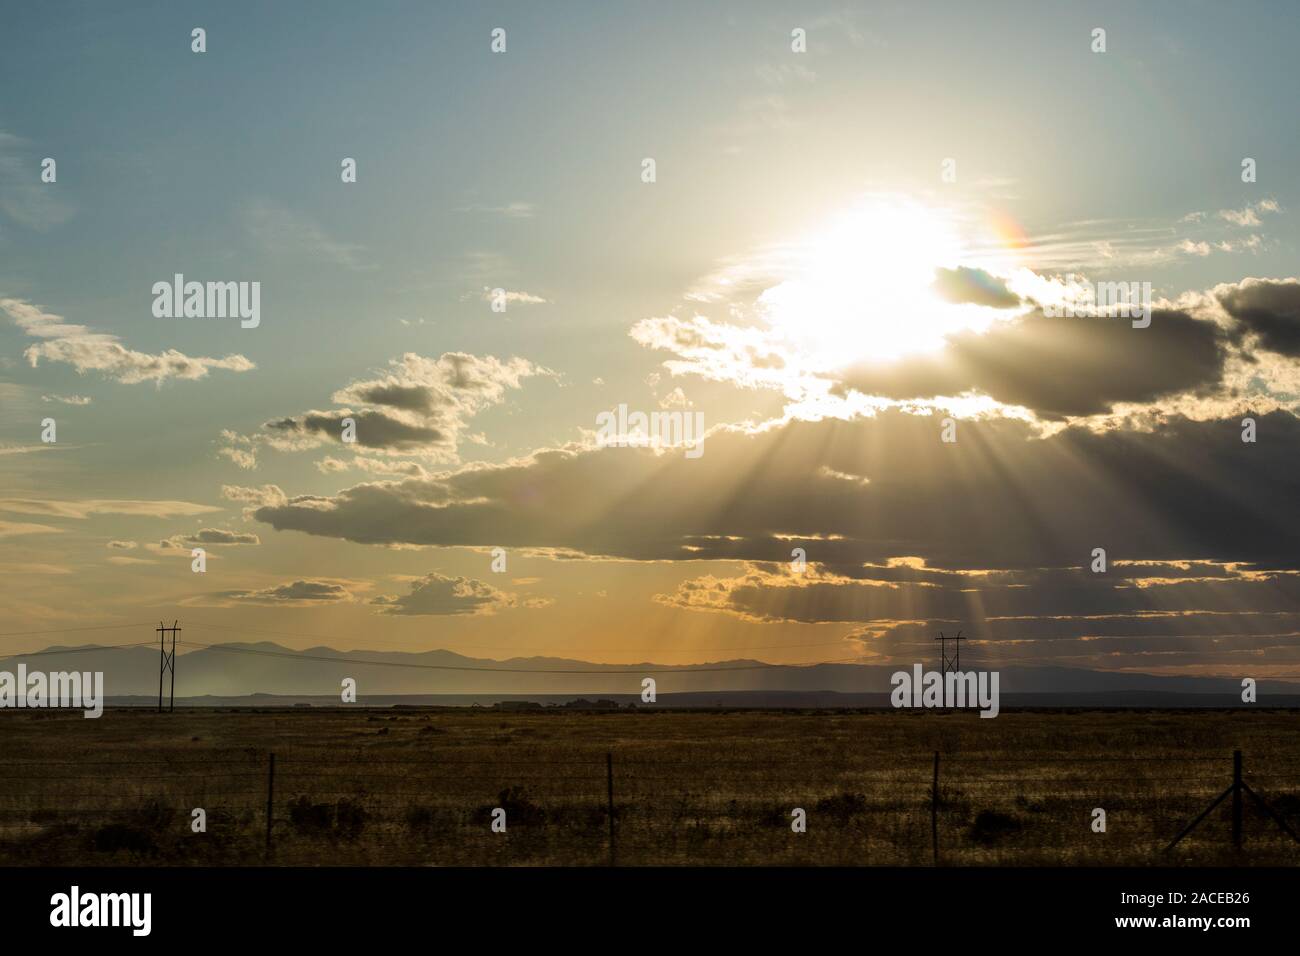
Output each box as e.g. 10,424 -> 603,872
0,622 -> 153,640
0,642 -> 153,658
177,639 -> 864,675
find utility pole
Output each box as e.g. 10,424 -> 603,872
934,630 -> 965,677
157,620 -> 179,712
606,752 -> 616,867
1166,749 -> 1300,852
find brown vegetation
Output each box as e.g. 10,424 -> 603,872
0,708 -> 1296,866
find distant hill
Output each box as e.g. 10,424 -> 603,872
1,641 -> 1297,706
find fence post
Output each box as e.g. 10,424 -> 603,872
606,752 -> 616,867
931,751 -> 940,866
1232,749 -> 1242,851
265,752 -> 276,857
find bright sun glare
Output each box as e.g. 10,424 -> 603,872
759,196 -> 1003,367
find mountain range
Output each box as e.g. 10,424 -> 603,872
3,642 -> 1297,706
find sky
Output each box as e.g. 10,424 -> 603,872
2,1 -> 1299,680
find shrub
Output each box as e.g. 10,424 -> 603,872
473,786 -> 546,827
814,792 -> 868,823
92,824 -> 157,856
969,810 -> 1022,845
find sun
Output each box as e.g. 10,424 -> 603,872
757,195 -> 1003,367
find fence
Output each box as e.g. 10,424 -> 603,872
1,746 -> 1297,866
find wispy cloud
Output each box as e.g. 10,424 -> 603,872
242,199 -> 370,270
1,298 -> 254,385
0,498 -> 221,519
460,201 -> 536,219
0,519 -> 63,537
0,130 -> 75,230
477,287 -> 547,306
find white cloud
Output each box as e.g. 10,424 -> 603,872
1218,199 -> 1281,227
1179,239 -> 1212,256
1,298 -> 254,385
479,287 -> 547,305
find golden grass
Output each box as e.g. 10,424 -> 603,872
1,707 -> 1297,866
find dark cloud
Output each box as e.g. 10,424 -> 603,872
655,562 -> 1300,670
217,580 -> 352,604
1216,277 -> 1300,357
931,266 -> 1020,308
252,409 -> 1300,571
227,352 -> 546,462
182,528 -> 261,545
344,383 -> 437,413
266,409 -> 449,452
661,563 -> 1300,624
832,308 -> 1228,418
370,572 -> 521,616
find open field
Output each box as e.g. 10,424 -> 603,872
1,708 -> 1297,866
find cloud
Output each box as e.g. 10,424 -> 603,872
370,572 -> 541,616
931,266 -> 1020,308
479,287 -> 547,306
0,498 -> 221,519
654,561 -> 1300,670
210,579 -> 355,606
250,409 -> 1300,573
1215,277 -> 1300,358
1218,199 -> 1281,227
218,445 -> 258,470
754,61 -> 817,87
0,130 -> 75,229
0,520 -> 62,537
265,408 -> 451,453
172,528 -> 261,546
831,307 -> 1228,419
220,484 -> 287,508
461,201 -> 535,219
242,199 -> 368,270
106,540 -> 137,549
658,387 -> 691,410
0,443 -> 59,456
223,352 -> 547,464
41,394 -> 91,406
316,456 -> 430,479
630,313 -> 791,393
1,298 -> 254,385
0,562 -> 73,575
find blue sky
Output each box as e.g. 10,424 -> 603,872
3,2 -> 1300,680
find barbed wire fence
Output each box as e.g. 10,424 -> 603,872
2,747 -> 1297,866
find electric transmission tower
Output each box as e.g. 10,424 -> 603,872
934,629 -> 965,676
157,620 -> 179,712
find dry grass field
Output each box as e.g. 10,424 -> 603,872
1,707 -> 1297,867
